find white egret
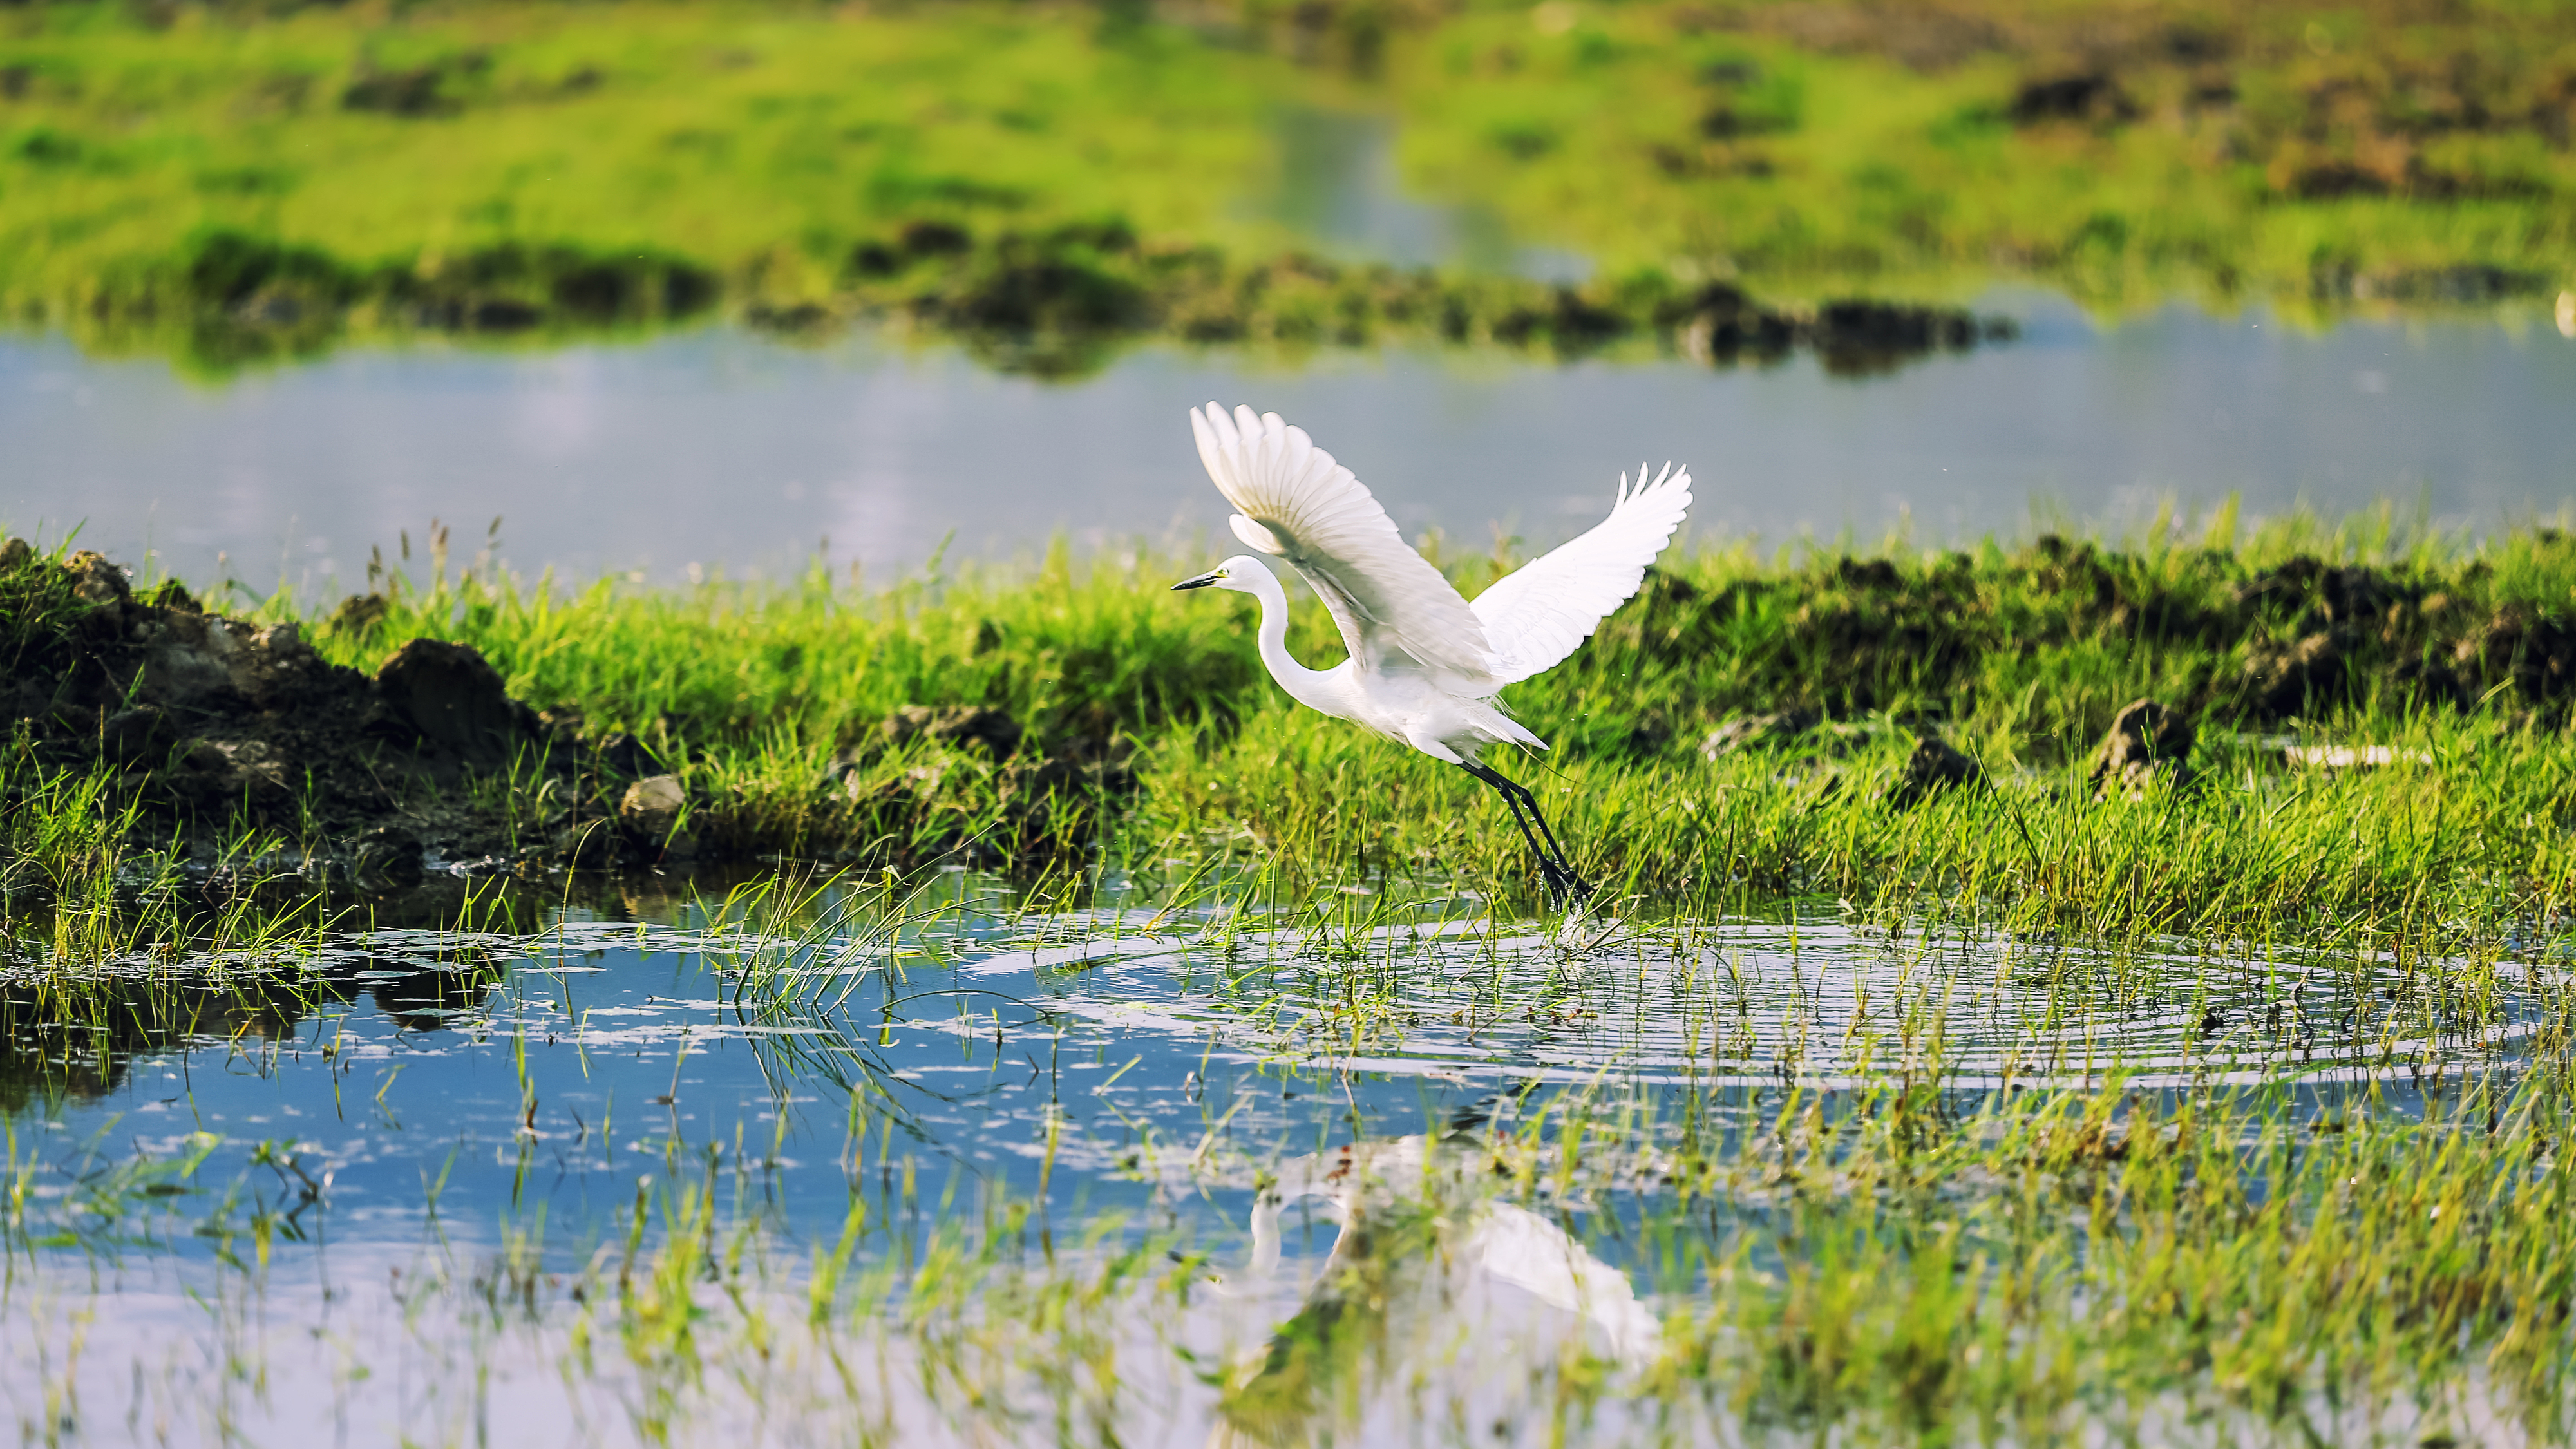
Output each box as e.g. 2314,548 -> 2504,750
1171,402 -> 1692,905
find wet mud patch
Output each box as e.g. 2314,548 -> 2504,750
123,220 -> 2016,381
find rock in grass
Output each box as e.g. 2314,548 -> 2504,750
1886,737 -> 1984,808
1700,708 -> 1823,761
2089,699 -> 2195,800
0,536 -> 32,572
620,774 -> 687,836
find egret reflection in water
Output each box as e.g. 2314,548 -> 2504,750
1208,1128 -> 1658,1449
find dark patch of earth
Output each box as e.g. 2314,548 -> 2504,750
0,542 -> 1129,904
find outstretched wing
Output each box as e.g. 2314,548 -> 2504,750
1189,402 -> 1495,687
1471,462 -> 1692,687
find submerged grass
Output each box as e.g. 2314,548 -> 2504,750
0,797 -> 2567,1444
0,913 -> 2567,1445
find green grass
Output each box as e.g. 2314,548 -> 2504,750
8,507 -> 2566,956
343,513 -> 2576,935
3,0 -> 2572,372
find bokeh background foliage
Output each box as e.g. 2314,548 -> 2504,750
3,0 -> 2573,366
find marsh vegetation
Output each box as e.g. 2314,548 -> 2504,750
6,2 -> 2575,1442
1,510 -> 2571,1442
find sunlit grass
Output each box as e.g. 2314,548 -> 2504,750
124,509 -> 2553,942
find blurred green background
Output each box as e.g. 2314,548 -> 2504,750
5,0 -> 2572,367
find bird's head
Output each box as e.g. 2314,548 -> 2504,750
1170,555 -> 1267,596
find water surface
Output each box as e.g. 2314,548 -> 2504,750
0,873 -> 2555,1443
7,299 -> 2571,595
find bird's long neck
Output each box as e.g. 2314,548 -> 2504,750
1245,567 -> 1343,714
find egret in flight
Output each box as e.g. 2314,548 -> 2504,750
1171,403 -> 1692,906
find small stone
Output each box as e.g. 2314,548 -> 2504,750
1700,708 -> 1822,761
621,774 -> 687,836
0,537 -> 32,572
65,550 -> 129,605
2088,699 -> 2195,800
1886,737 -> 1984,808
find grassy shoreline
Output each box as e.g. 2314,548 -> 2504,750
5,511 -> 2573,954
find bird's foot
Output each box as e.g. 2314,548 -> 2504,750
1543,866 -> 1595,915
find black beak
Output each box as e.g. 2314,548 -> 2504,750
1170,571 -> 1220,591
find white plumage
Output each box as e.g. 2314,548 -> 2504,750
1204,1133 -> 1659,1446
1172,402 -> 1692,904
1471,460 -> 1694,685
1189,403 -> 1499,689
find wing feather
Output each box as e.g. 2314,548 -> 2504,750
1471,462 -> 1693,687
1190,402 -> 1495,686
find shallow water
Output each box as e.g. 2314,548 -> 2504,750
4,875 -> 2546,1259
0,873 -> 2560,1443
7,297 -> 2573,595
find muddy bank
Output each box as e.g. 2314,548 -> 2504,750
3,539 -> 608,885
0,543 -> 1130,893
124,223 -> 2011,380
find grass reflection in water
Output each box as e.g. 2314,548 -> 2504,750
0,865 -> 2565,1446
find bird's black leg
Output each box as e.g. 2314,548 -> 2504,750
1502,777 -> 1592,907
1459,761 -> 1552,876
1459,761 -> 1588,908
1495,775 -> 1588,902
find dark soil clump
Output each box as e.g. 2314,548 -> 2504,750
1,542 -> 594,885
2088,699 -> 2196,800
1887,736 -> 1986,808
1580,537 -> 2576,752
0,545 -> 1115,894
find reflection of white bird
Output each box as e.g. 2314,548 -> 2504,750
1171,403 -> 1693,906
1207,1135 -> 1660,1448
1244,1138 -> 1659,1361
